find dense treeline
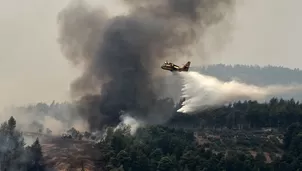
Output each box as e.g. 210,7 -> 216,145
93,97 -> 302,171
171,98 -> 302,130
0,117 -> 45,171
96,122 -> 302,171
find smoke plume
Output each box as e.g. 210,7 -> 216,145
177,72 -> 302,113
58,0 -> 235,130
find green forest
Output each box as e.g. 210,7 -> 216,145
3,98 -> 302,171
96,98 -> 302,171
170,98 -> 302,129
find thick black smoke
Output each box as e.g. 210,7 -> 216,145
57,0 -> 235,130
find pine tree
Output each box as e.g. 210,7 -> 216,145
8,116 -> 16,132
0,117 -> 27,171
28,138 -> 45,171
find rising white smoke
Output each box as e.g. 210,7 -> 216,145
114,114 -> 144,135
177,71 -> 302,113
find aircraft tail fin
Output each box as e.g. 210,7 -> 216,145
182,61 -> 191,71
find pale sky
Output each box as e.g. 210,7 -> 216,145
0,0 -> 124,107
0,0 -> 300,107
209,0 -> 302,68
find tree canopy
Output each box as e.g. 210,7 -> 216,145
0,116 -> 45,171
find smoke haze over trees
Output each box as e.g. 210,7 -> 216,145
1,102 -> 87,136
57,0 -> 236,131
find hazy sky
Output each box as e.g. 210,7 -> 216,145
0,0 -> 124,107
0,0 -> 300,107
210,0 -> 302,68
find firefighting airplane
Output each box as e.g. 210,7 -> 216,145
161,61 -> 191,72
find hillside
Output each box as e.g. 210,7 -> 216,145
195,64 -> 302,86
190,64 -> 302,101
7,97 -> 302,170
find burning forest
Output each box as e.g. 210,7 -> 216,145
57,0 -> 236,131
